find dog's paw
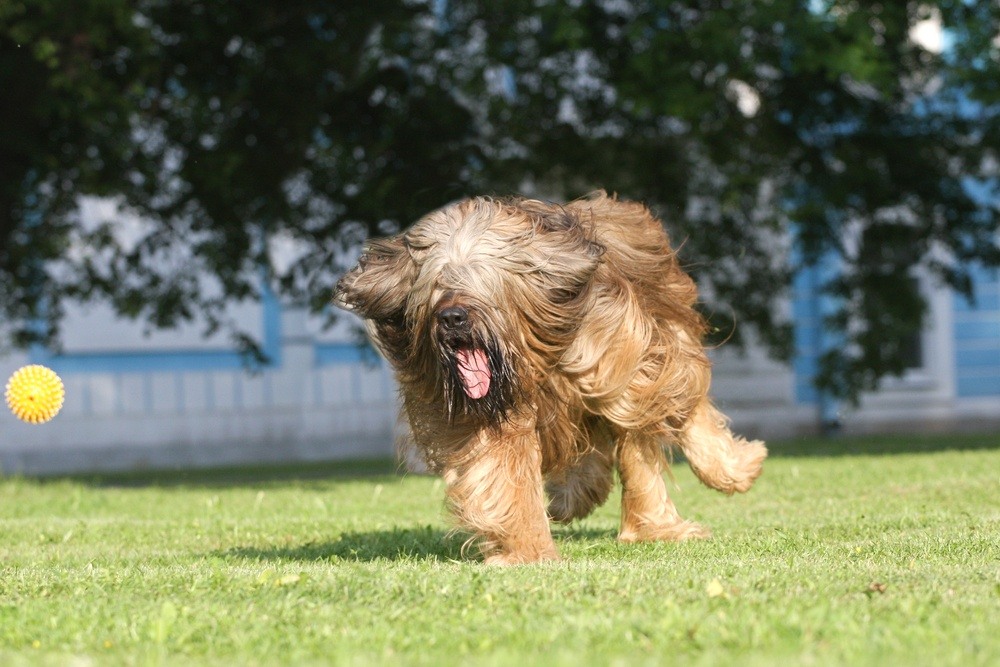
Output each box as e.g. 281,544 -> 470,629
725,438 -> 767,494
618,519 -> 711,543
483,550 -> 560,566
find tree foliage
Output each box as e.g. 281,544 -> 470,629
1,0 -> 998,401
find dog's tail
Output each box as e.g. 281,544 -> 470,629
674,399 -> 766,495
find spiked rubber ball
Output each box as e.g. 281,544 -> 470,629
5,365 -> 65,424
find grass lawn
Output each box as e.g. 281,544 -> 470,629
0,433 -> 997,666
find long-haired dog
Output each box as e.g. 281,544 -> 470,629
333,192 -> 766,564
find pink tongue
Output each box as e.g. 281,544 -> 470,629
456,349 -> 491,399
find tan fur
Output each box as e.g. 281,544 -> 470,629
334,191 -> 766,564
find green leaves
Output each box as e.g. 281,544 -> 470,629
2,1 -> 998,400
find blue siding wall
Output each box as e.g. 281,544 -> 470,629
791,254 -> 842,419
31,285 -> 284,374
792,265 -> 822,405
954,265 -> 1000,397
795,257 -> 1000,403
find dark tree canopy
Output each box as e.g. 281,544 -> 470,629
2,0 -> 998,401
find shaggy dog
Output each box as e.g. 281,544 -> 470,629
333,192 -> 766,564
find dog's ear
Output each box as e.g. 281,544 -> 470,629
533,205 -> 606,261
333,235 -> 416,320
513,200 -> 605,305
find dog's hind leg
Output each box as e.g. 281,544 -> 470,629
617,430 -> 709,542
444,417 -> 559,565
675,399 -> 767,495
546,419 -> 615,523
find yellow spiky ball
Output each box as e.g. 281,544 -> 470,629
5,365 -> 65,424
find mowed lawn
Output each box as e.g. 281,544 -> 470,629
0,434 -> 997,666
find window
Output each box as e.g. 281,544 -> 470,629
900,327 -> 924,371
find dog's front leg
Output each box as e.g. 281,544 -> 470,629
617,430 -> 710,543
443,415 -> 558,564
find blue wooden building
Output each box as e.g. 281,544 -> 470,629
1,200 -> 997,474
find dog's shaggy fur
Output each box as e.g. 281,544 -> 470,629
334,192 -> 766,564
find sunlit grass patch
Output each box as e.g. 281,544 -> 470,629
0,434 -> 997,665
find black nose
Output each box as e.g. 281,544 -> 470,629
437,306 -> 469,330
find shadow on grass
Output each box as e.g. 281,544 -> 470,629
763,432 -> 999,458
224,525 -> 466,563
552,525 -> 618,542
223,524 -> 618,563
19,433 -> 998,490
37,457 -> 404,489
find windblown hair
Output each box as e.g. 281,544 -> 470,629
334,191 -> 766,564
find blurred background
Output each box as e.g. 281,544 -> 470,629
1,1 -> 998,474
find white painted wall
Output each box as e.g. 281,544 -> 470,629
5,285 -> 995,475
0,308 -> 398,476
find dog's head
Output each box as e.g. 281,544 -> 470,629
334,196 -> 605,427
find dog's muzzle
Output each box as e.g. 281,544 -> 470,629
435,305 -> 491,400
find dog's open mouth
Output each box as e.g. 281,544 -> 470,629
455,348 -> 491,399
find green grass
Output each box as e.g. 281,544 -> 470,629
1,433 -> 998,666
